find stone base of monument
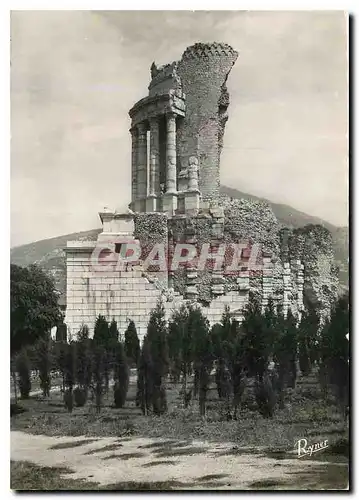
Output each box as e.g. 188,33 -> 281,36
146,194 -> 159,213
162,192 -> 178,215
184,189 -> 200,215
133,198 -> 146,213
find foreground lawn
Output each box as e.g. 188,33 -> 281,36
11,461 -> 101,491
11,461 -> 196,491
11,373 -> 349,453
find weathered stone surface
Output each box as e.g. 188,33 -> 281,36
64,41 -> 338,338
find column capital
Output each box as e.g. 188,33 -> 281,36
129,126 -> 138,137
149,116 -> 160,126
166,111 -> 177,121
137,122 -> 148,134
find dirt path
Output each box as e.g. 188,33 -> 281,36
10,431 -> 347,490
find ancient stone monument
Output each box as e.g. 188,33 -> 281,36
129,42 -> 238,214
64,42 -> 338,338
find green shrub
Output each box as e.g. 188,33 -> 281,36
124,321 -> 140,367
73,387 -> 87,407
10,403 -> 27,417
36,337 -> 51,397
113,382 -> 127,408
64,389 -> 74,413
16,350 -> 31,399
255,376 -> 276,418
113,342 -> 129,408
330,437 -> 349,457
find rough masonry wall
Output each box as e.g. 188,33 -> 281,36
134,212 -> 168,286
168,212 -> 225,305
222,198 -> 280,299
167,199 -> 281,304
176,43 -> 238,201
281,224 -> 339,319
65,245 -> 254,341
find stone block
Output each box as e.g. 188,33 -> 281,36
184,190 -> 200,214
72,297 -> 84,304
162,192 -> 178,215
133,198 -> 146,213
146,195 -> 159,212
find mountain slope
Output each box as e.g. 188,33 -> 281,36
11,186 -> 349,298
220,186 -> 339,230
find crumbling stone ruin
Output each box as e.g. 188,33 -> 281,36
64,42 -> 339,338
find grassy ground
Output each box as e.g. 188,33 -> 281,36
11,461 -> 101,491
11,458 -> 349,491
11,372 -> 349,454
11,461 -> 200,491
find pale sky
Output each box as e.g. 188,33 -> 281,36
10,10 -> 348,247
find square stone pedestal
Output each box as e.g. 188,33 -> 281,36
176,192 -> 185,214
162,192 -> 178,215
184,189 -> 200,214
133,198 -> 146,213
146,195 -> 159,212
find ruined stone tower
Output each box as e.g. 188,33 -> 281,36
129,42 -> 238,214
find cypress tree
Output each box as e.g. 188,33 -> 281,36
63,342 -> 76,412
241,293 -> 269,380
92,346 -> 105,413
109,319 -> 119,346
36,335 -> 52,397
113,342 -> 129,408
188,306 -> 211,417
274,308 -> 298,408
168,305 -> 190,391
93,315 -> 110,350
16,349 -> 31,399
241,295 -> 278,417
137,337 -> 153,415
146,302 -> 169,415
93,316 -> 111,394
124,320 -> 140,367
74,325 -> 91,406
320,293 -> 349,417
55,340 -> 67,394
298,297 -> 320,375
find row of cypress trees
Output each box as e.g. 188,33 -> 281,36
136,292 -> 349,419
13,291 -> 348,420
12,317 -> 140,412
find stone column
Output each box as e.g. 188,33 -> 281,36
283,262 -> 292,318
163,113 -> 178,214
184,224 -> 198,300
147,117 -> 160,212
188,156 -> 199,191
184,156 -> 200,214
130,127 -> 138,207
295,260 -> 305,322
136,122 -> 148,212
261,255 -> 274,312
165,113 -> 177,193
236,270 -> 250,323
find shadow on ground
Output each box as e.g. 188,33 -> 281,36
103,452 -> 146,461
49,439 -> 98,450
247,463 -> 348,490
